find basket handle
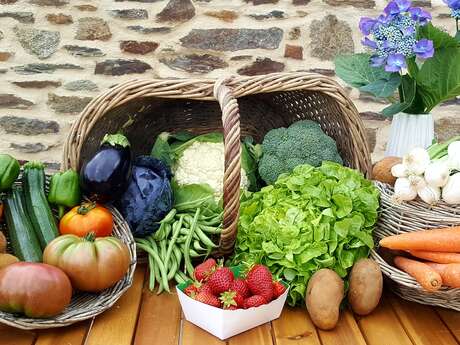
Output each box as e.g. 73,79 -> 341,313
213,77 -> 241,256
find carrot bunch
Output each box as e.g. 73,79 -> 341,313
379,226 -> 460,291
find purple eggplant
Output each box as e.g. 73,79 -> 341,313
80,133 -> 132,202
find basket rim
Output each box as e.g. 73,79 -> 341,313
0,203 -> 137,330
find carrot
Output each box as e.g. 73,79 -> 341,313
425,263 -> 460,288
408,251 -> 460,264
379,226 -> 460,252
393,256 -> 442,292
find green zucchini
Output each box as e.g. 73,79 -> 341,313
4,187 -> 42,262
22,161 -> 59,249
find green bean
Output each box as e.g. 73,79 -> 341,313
195,226 -> 217,248
136,242 -> 170,293
160,238 -> 167,260
165,216 -> 183,268
161,208 -> 177,224
178,270 -> 189,282
148,254 -> 156,291
176,236 -> 187,244
182,245 -> 205,258
199,225 -> 223,234
179,228 -> 200,240
167,252 -> 178,281
184,208 -> 200,276
174,273 -> 185,284
152,222 -> 166,241
193,240 -> 207,252
173,245 -> 182,267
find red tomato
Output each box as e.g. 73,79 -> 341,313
0,262 -> 72,318
59,202 -> 113,237
43,234 -> 131,292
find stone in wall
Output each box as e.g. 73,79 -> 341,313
63,45 -> 105,57
310,15 -> 354,60
204,10 -> 238,22
13,63 -> 83,74
323,0 -> 375,8
308,68 -> 335,76
157,0 -> 195,23
249,11 -> 286,20
284,44 -> 303,59
11,143 -> 53,153
412,0 -> 431,7
246,0 -> 279,4
0,0 -> 17,3
360,111 -> 385,121
0,116 -> 59,135
63,80 -> 99,92
0,12 -> 34,24
160,54 -> 228,73
74,4 -> 97,11
0,31 -> 3,40
0,69 -> 6,74
180,28 -> 283,51
109,9 -> 148,19
75,17 -> 112,41
120,41 -> 159,54
127,26 -> 172,34
288,27 -> 301,40
47,93 -> 92,114
237,58 -> 285,76
0,52 -> 12,61
293,0 -> 310,4
46,13 -> 73,24
435,116 -> 460,142
366,128 -> 377,152
29,0 -> 68,5
12,80 -> 61,88
14,26 -> 60,60
0,94 -> 33,109
115,0 -> 162,2
94,59 -> 152,75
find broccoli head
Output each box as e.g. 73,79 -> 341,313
258,120 -> 343,185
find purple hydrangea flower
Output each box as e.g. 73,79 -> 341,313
413,39 -> 434,59
362,37 -> 378,49
384,0 -> 412,17
443,0 -> 460,10
385,54 -> 407,72
409,7 -> 432,25
359,17 -> 378,35
370,56 -> 386,67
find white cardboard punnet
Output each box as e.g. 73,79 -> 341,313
176,286 -> 288,340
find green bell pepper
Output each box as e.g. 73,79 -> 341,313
48,169 -> 81,218
0,154 -> 20,192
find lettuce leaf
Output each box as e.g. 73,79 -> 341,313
231,162 -> 380,306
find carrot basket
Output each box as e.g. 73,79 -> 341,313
0,175 -> 137,330
371,181 -> 460,311
63,72 -> 372,257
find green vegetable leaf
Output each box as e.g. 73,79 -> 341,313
456,31 -> 460,43
172,181 -> 219,211
417,23 -> 459,49
382,74 -> 417,117
415,47 -> 460,112
359,73 -> 401,98
335,53 -> 394,89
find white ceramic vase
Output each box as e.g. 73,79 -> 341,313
385,112 -> 434,157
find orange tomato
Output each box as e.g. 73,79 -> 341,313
59,202 -> 113,237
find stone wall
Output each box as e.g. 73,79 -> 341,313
0,0 -> 458,167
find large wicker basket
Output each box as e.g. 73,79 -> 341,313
0,174 -> 137,329
371,181 -> 460,311
63,72 -> 372,256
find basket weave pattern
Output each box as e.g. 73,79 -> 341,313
372,181 -> 460,311
63,72 -> 372,256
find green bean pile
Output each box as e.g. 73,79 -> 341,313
135,208 -> 222,293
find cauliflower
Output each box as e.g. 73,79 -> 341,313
174,141 -> 249,199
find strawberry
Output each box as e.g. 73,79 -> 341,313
273,281 -> 286,298
230,279 -> 250,298
243,295 -> 267,309
223,305 -> 238,310
199,282 -> 213,295
184,284 -> 199,298
246,264 -> 274,302
219,290 -> 244,309
195,291 -> 221,308
208,267 -> 234,294
194,258 -> 217,282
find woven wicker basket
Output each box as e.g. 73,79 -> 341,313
0,176 -> 137,330
371,181 -> 460,311
63,72 -> 372,256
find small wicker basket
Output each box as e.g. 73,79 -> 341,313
63,72 -> 372,256
371,181 -> 460,311
0,176 -> 137,330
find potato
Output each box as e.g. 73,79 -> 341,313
372,156 -> 401,186
348,259 -> 383,316
0,231 -> 6,254
306,269 -> 344,330
0,254 -> 19,270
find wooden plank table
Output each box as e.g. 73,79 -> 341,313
1,265 -> 459,345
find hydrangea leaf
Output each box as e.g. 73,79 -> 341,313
382,74 -> 416,117
359,73 -> 401,98
334,53 -> 393,89
417,23 -> 459,49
